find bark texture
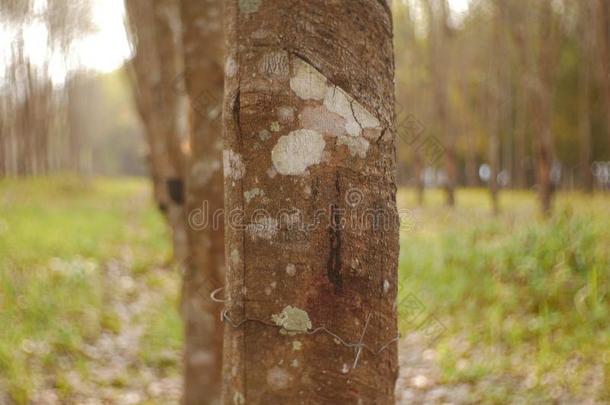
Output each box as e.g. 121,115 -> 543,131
221,1 -> 399,403
179,0 -> 226,403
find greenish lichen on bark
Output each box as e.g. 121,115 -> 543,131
221,0 -> 399,403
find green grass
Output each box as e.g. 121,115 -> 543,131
397,188 -> 610,403
1,177 -> 608,403
0,175 -> 174,403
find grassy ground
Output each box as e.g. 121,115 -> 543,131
396,188 -> 610,403
0,176 -> 181,404
0,177 -> 608,404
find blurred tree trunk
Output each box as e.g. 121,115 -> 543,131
596,0 -> 610,151
426,0 -> 455,206
513,82 -> 528,189
529,1 -> 557,215
579,1 -> 594,193
152,0 -> 189,263
125,0 -> 171,212
179,0 -> 225,403
67,76 -> 83,173
414,151 -> 425,205
125,0 -> 189,262
488,0 -> 507,214
222,0 -> 399,403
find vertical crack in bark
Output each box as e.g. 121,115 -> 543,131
326,174 -> 343,292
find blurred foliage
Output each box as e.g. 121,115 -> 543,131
397,188 -> 610,403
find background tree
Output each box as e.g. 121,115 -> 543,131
178,0 -> 225,402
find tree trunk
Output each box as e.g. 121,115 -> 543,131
579,1 -> 594,193
414,150 -> 425,205
513,82 -> 528,189
596,0 -> 610,151
179,0 -> 225,403
488,0 -> 505,214
152,0 -> 189,263
221,1 -> 399,403
426,0 -> 455,206
125,0 -> 173,213
125,0 -> 188,261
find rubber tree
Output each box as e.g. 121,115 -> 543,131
221,0 -> 399,403
425,0 -> 456,206
595,0 -> 610,152
125,0 -> 173,215
579,0 -> 594,192
152,0 -> 189,262
529,1 -> 558,215
179,0 -> 225,403
125,0 -> 189,260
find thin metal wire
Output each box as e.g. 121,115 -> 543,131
213,287 -> 400,370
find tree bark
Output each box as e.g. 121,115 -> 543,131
596,0 -> 610,152
425,0 -> 455,206
179,0 -> 225,403
530,1 -> 556,215
152,0 -> 189,263
221,1 -> 399,403
125,0 -> 173,213
126,0 -> 189,261
579,1 -> 594,193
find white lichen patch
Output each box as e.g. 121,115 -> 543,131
353,102 -> 381,129
238,0 -> 261,14
267,167 -> 277,178
341,363 -> 350,374
291,359 -> 300,368
323,87 -> 355,131
223,149 -> 245,180
292,340 -> 302,351
252,29 -> 268,39
259,51 -> 289,76
323,84 -> 381,137
286,263 -> 296,276
290,59 -> 327,100
243,187 -> 264,203
383,279 -> 390,294
230,248 -> 240,266
299,105 -> 347,137
337,135 -> 370,158
225,56 -> 237,78
277,106 -> 295,123
271,129 -> 325,176
246,217 -> 278,240
271,305 -> 312,335
259,129 -> 271,141
266,366 -> 291,390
